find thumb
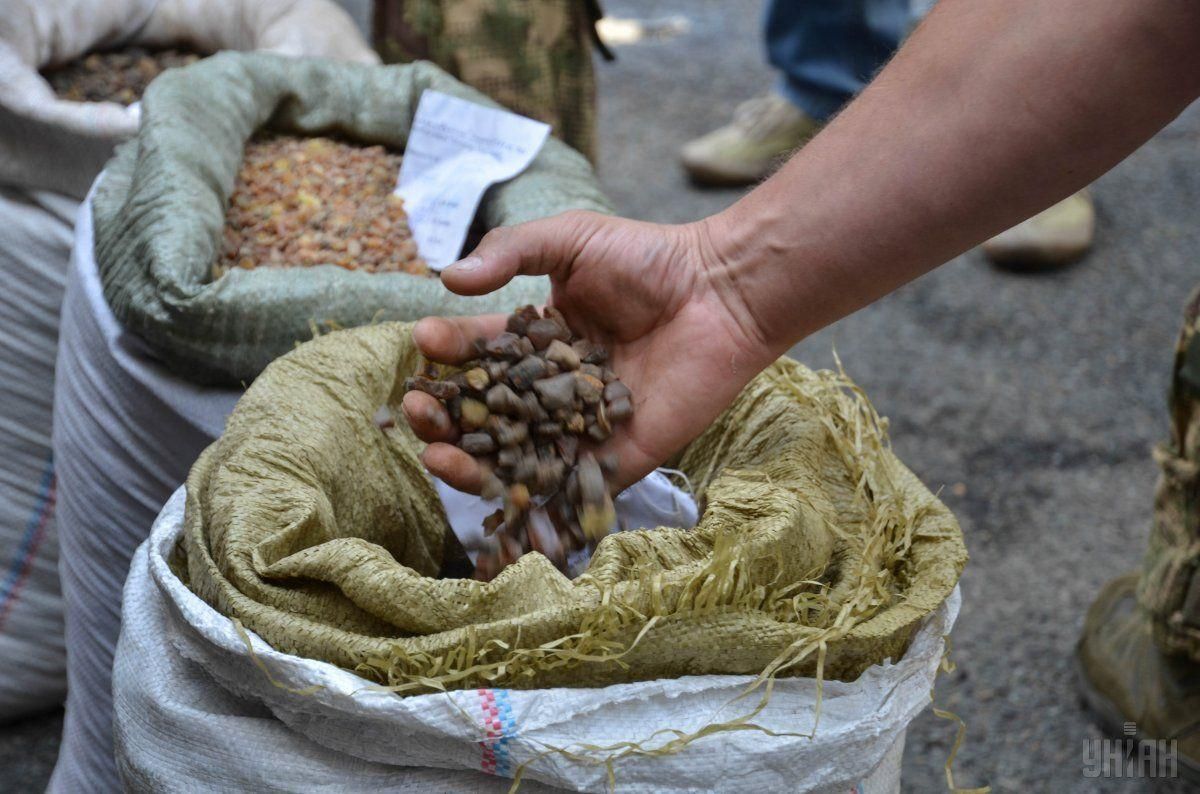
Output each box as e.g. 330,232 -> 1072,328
440,210 -> 601,296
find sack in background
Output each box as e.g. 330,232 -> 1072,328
0,0 -> 376,727
115,487 -> 950,792
0,0 -> 376,200
0,188 -> 75,721
93,52 -> 612,386
373,0 -> 602,160
51,174 -> 242,794
12,0 -> 375,786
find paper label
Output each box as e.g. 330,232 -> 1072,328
395,90 -> 551,270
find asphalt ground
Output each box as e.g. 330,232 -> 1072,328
3,1 -> 1199,791
591,2 -> 1199,791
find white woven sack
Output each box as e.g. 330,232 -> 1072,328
113,487 -> 957,793
0,0 -> 377,199
21,2 -> 374,785
51,182 -> 241,791
0,0 -> 375,731
0,187 -> 76,721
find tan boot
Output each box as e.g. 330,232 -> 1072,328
982,189 -> 1095,270
680,94 -> 820,186
1076,573 -> 1200,782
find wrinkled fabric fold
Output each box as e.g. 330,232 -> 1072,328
183,322 -> 966,693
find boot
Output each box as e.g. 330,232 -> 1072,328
1077,290 -> 1200,780
680,94 -> 820,186
982,190 -> 1095,270
1077,574 -> 1200,782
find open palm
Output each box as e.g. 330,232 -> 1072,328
402,210 -> 774,492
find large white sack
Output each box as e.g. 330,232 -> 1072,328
115,490 -> 559,794
52,182 -> 241,791
114,487 -> 955,793
0,187 -> 76,720
0,0 -> 377,199
15,3 -> 369,786
0,0 -> 376,729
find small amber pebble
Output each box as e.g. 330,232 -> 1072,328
216,135 -> 429,277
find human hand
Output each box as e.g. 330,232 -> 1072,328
401,210 -> 778,494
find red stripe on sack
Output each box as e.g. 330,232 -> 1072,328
0,469 -> 57,633
478,688 -> 502,774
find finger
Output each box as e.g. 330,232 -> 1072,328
440,210 -> 601,295
412,314 -> 507,364
401,391 -> 458,443
420,443 -> 484,494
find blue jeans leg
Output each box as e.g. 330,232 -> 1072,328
765,0 -> 910,122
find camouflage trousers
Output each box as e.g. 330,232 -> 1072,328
1138,287 -> 1200,659
373,0 -> 600,161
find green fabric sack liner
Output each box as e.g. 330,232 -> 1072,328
93,52 -> 612,386
182,323 -> 968,693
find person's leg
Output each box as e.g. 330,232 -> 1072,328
681,0 -> 909,186
1078,288 -> 1200,781
1139,289 -> 1200,655
765,0 -> 907,123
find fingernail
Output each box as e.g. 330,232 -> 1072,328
447,255 -> 482,274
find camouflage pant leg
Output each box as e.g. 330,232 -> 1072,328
374,0 -> 598,161
1138,287 -> 1200,658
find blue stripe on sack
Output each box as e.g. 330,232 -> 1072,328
0,458 -> 56,624
494,689 -> 515,778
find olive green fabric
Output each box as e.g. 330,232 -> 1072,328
93,52 -> 611,386
182,322 -> 966,692
1077,574 -> 1200,780
374,0 -> 598,160
1139,287 -> 1200,658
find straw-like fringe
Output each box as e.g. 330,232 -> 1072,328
349,362 -> 941,785
192,324 -> 964,790
931,638 -> 991,793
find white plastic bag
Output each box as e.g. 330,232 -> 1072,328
436,470 -> 699,576
0,0 -> 377,198
113,487 -> 957,793
0,187 -> 76,720
0,0 -> 376,729
52,180 -> 241,792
